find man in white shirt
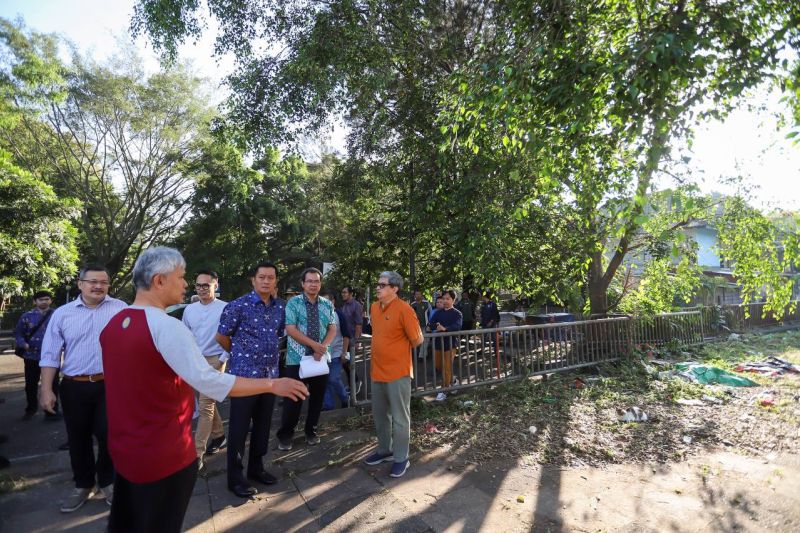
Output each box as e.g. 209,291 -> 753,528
182,269 -> 228,467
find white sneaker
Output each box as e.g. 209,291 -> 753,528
60,487 -> 96,513
100,484 -> 113,506
435,392 -> 447,402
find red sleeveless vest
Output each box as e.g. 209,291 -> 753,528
101,308 -> 195,483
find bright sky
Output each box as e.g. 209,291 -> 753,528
4,0 -> 800,212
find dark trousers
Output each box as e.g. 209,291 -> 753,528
226,393 -> 275,486
108,458 -> 198,533
23,359 -> 59,413
60,379 -> 113,488
277,365 -> 328,443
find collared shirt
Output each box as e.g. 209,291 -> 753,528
285,294 -> 336,366
182,298 -> 229,361
370,297 -> 422,382
14,308 -> 54,360
329,309 -> 352,359
341,298 -> 363,332
217,291 -> 285,378
40,295 -> 127,375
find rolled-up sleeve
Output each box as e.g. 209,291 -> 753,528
39,312 -> 64,368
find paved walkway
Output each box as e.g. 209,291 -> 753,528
2,351 -> 800,532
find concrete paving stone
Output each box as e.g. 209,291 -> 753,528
321,487 -> 433,533
291,464 -> 380,513
181,492 -> 215,533
205,469 -> 296,513
211,488 -> 316,532
0,507 -> 110,533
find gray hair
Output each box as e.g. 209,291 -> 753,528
132,247 -> 186,291
380,271 -> 404,289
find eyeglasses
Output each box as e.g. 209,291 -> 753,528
375,283 -> 393,289
303,279 -> 321,285
195,283 -> 212,290
80,279 -> 109,287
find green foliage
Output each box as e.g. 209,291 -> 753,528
619,256 -> 701,316
440,0 -> 800,314
1,18 -> 215,290
0,150 -> 79,297
717,196 -> 799,318
175,139 -> 339,297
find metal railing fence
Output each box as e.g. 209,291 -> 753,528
344,301 -> 800,406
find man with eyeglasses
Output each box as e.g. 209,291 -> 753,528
182,269 -> 228,469
362,271 -> 423,478
39,265 -> 126,513
277,267 -> 336,450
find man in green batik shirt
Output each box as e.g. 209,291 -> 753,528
276,268 -> 337,449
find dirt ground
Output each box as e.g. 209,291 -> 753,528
2,329 -> 800,532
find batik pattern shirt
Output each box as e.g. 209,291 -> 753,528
284,294 -> 336,366
218,291 -> 285,378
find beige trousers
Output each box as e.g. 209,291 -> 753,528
194,355 -> 226,457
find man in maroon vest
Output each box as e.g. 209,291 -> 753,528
100,247 -> 308,533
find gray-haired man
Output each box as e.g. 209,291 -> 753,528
362,271 -> 423,478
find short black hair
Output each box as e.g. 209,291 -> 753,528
79,264 -> 110,279
342,286 -> 357,296
301,267 -> 323,282
442,289 -> 457,300
33,290 -> 53,299
196,269 -> 218,280
251,261 -> 278,278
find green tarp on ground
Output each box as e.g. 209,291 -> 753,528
674,363 -> 758,387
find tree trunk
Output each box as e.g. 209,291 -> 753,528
587,249 -> 608,316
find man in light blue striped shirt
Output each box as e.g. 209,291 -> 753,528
39,265 -> 127,513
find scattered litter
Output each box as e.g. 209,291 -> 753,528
573,378 -> 586,389
701,395 -> 723,404
617,407 -> 648,422
528,425 -> 538,435
675,363 -> 758,387
656,370 -> 675,381
735,356 -> 800,377
683,435 -> 693,444
424,422 -> 441,434
729,333 -> 741,341
752,391 -> 777,407
542,397 -> 558,404
460,400 -> 475,409
516,495 -> 525,503
675,398 -> 705,406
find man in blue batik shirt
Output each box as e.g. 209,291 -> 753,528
216,261 -> 285,498
14,290 -> 60,421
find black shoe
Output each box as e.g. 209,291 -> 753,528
205,435 -> 227,455
44,411 -> 62,422
228,482 -> 257,498
58,442 -> 70,451
247,471 -> 278,485
0,456 -> 10,470
22,410 -> 35,421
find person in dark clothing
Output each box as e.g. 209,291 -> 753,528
456,291 -> 476,331
14,290 -> 60,420
427,290 -> 463,402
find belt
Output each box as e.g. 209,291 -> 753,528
63,373 -> 104,382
